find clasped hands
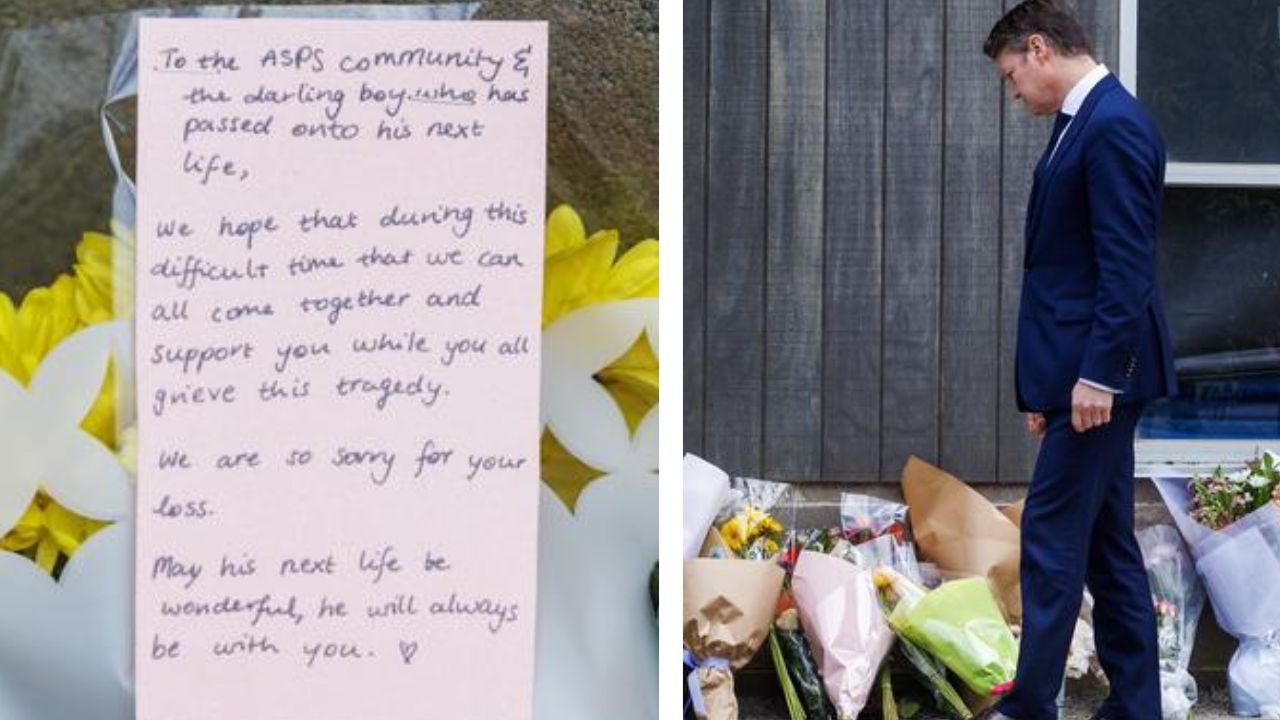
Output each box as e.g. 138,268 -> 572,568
1025,380 -> 1114,437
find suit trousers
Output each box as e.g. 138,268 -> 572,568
995,402 -> 1160,720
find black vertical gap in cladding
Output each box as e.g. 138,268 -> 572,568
938,0 -> 948,463
995,0 -> 1007,480
819,0 -> 831,479
700,0 -> 712,454
760,0 -> 771,477
878,0 -> 889,480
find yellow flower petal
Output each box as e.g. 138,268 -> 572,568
44,501 -> 107,556
545,203 -> 587,258
80,363 -> 117,447
541,428 -> 605,512
0,501 -> 45,551
598,334 -> 659,419
586,238 -> 659,306
117,425 -> 138,476
73,232 -> 114,324
35,538 -> 60,574
543,231 -> 620,326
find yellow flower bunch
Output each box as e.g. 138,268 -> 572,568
541,204 -> 658,511
0,231 -> 118,573
719,505 -> 785,559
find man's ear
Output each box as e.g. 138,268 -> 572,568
1026,33 -> 1051,64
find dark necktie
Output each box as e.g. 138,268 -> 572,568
1036,111 -> 1073,175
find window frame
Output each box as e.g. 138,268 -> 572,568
1118,0 -> 1280,186
1120,0 -> 1280,471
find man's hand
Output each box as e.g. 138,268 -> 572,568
1025,412 -> 1046,437
1071,380 -> 1114,433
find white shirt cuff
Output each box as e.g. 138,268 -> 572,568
1080,377 -> 1122,394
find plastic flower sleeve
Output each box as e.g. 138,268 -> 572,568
685,454 -> 730,559
873,567 -> 1017,698
840,493 -> 909,546
1137,524 -> 1205,720
791,550 -> 895,720
1231,634 -> 1280,718
1154,477 -> 1280,636
1155,476 -> 1280,717
716,477 -> 794,561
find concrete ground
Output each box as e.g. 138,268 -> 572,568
736,674 -> 1239,719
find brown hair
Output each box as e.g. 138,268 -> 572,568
983,0 -> 1094,59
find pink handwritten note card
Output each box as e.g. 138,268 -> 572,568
134,18 -> 546,720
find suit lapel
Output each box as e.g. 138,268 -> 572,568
1024,74 -> 1121,262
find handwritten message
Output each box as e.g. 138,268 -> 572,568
134,19 -> 546,720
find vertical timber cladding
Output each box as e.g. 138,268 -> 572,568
685,0 -> 1119,484
685,0 -> 709,455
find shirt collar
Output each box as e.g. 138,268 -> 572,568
1060,63 -> 1109,117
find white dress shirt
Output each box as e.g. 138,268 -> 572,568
1048,63 -> 1109,164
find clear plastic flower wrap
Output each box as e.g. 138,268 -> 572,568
1137,524 -> 1205,720
840,493 -> 910,546
715,476 -> 795,561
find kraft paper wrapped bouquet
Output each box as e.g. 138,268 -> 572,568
683,475 -> 793,720
683,557 -> 787,720
900,457 -> 1022,625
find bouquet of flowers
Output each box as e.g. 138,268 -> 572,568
770,591 -> 836,720
684,557 -> 787,720
716,477 -> 793,561
790,550 -> 896,720
839,494 -> 921,582
840,494 -> 909,545
1155,457 -> 1280,718
1188,453 -> 1280,531
1137,525 -> 1205,720
872,566 -> 1017,698
684,475 -> 793,720
900,457 -> 1022,624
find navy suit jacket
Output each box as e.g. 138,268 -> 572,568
1016,73 -> 1178,412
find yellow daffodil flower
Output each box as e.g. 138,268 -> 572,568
541,205 -> 658,511
1,231 -> 119,574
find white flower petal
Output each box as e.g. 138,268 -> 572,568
26,322 -> 124,424
0,372 -> 41,533
632,404 -> 659,472
42,429 -> 132,521
535,472 -> 657,720
543,301 -> 651,376
0,522 -> 133,720
546,378 -> 634,472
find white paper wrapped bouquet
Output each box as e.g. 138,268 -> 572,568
1155,451 -> 1280,719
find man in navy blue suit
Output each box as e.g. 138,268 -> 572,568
981,2 -> 1178,719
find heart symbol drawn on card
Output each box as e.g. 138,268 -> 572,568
399,640 -> 419,665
